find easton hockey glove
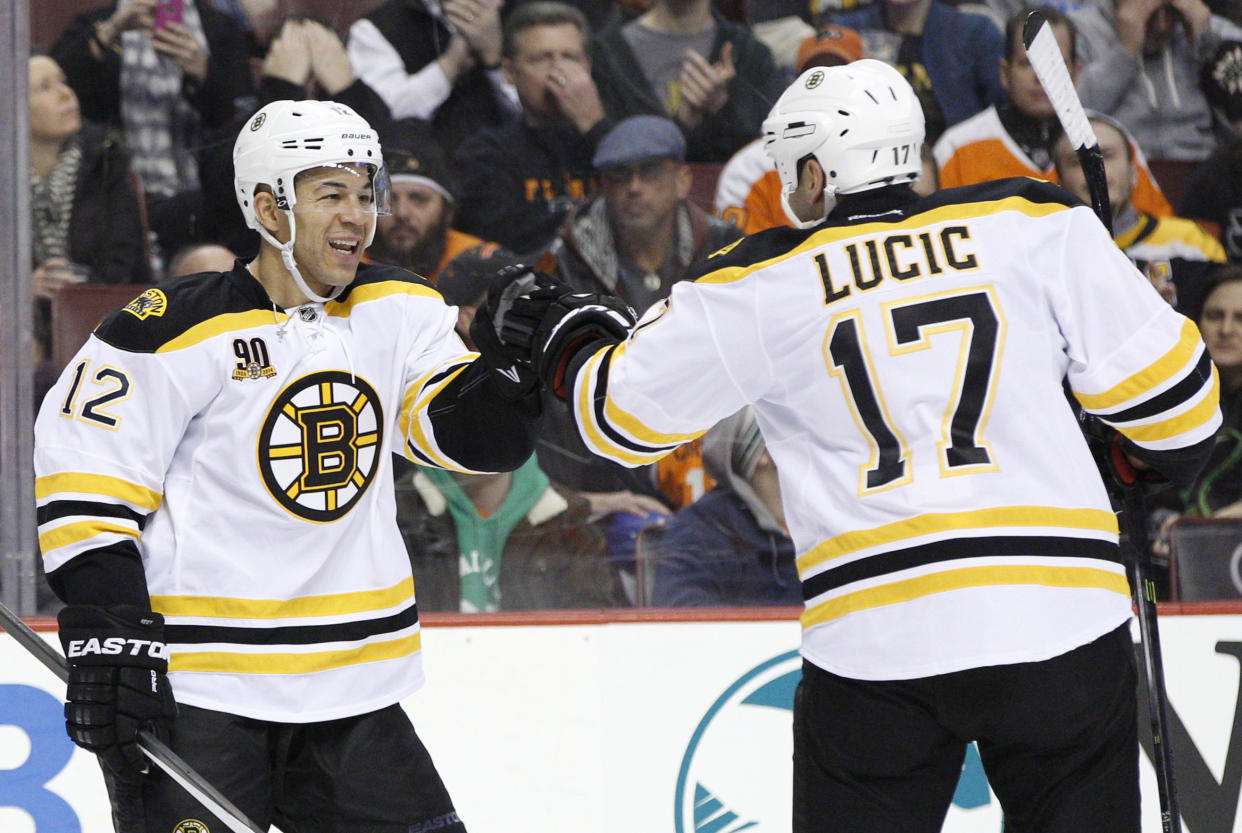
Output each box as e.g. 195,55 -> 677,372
473,266 -> 635,399
57,605 -> 178,778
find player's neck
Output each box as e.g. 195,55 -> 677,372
252,248 -> 322,308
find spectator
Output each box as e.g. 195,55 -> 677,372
454,2 -> 609,257
166,242 -> 237,277
366,120 -> 485,282
935,6 -> 1174,217
1180,40 -> 1242,258
590,0 -> 784,162
547,115 -> 742,313
394,246 -> 624,612
348,0 -> 517,152
816,0 -> 1006,143
1072,0 -> 1242,161
50,0 -> 253,257
1054,112 -> 1225,315
651,407 -> 799,607
29,54 -> 150,400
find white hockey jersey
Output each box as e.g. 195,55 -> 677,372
570,178 -> 1221,680
35,263 -> 504,721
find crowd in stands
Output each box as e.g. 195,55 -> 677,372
25,0 -> 1242,609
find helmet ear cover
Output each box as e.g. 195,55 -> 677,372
762,60 -> 925,227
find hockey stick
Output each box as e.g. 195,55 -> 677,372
1023,11 -> 1112,233
0,601 -> 265,833
1024,11 -> 1181,832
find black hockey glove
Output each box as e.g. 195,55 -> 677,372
469,264 -> 543,401
472,265 -> 636,399
57,605 -> 177,779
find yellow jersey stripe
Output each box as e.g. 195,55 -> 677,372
1074,319 -> 1203,411
170,631 -> 422,674
575,348 -> 667,465
157,311 -> 282,353
327,281 -> 442,316
404,364 -> 472,471
801,564 -> 1130,629
697,195 -> 1068,287
39,520 -> 139,554
1117,366 -> 1220,442
35,472 -> 162,510
797,506 -> 1119,573
152,576 -> 416,619
598,341 -> 707,447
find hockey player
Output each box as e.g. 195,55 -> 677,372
476,61 -> 1220,832
35,99 -> 541,832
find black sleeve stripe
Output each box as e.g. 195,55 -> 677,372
1097,351 -> 1214,424
588,345 -> 682,457
405,439 -> 438,467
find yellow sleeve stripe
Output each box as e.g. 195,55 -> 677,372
151,576 -> 416,619
1116,366 -> 1220,443
400,361 -> 474,471
170,631 -> 421,675
35,473 -> 161,511
599,342 -> 705,447
327,281 -> 442,315
800,564 -> 1130,629
39,520 -> 139,555
797,505 -> 1119,573
696,195 -> 1069,286
574,348 -> 682,466
1074,319 -> 1203,411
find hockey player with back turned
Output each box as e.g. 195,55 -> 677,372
34,99 -> 543,832
474,60 -> 1221,832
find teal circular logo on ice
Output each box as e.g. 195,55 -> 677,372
674,652 -> 996,833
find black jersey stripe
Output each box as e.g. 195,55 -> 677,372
1096,351 -> 1213,424
36,499 -> 147,528
800,535 -> 1121,601
165,601 -> 420,646
589,346 -> 682,457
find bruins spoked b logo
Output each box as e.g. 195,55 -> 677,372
258,371 -> 384,522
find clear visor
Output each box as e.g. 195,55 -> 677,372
291,162 -> 392,217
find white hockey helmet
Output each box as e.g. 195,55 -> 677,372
762,60 -> 925,228
233,100 -> 390,301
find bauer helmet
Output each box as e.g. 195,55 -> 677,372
233,100 -> 391,301
762,60 -> 924,228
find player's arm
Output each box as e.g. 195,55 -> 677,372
473,267 -> 754,468
399,297 -> 541,474
1059,208 -> 1221,485
35,336 -> 191,778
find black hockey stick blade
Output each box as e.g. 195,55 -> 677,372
1023,10 -> 1113,233
0,601 -> 265,833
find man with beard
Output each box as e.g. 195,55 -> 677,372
367,121 -> 485,283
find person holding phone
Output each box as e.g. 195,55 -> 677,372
49,0 -> 254,259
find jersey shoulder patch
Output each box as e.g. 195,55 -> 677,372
94,269 -> 258,354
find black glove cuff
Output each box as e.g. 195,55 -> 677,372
58,605 -> 169,671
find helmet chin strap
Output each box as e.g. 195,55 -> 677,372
780,184 -> 836,231
256,213 -> 344,305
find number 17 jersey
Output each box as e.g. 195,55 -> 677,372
569,178 -> 1220,680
